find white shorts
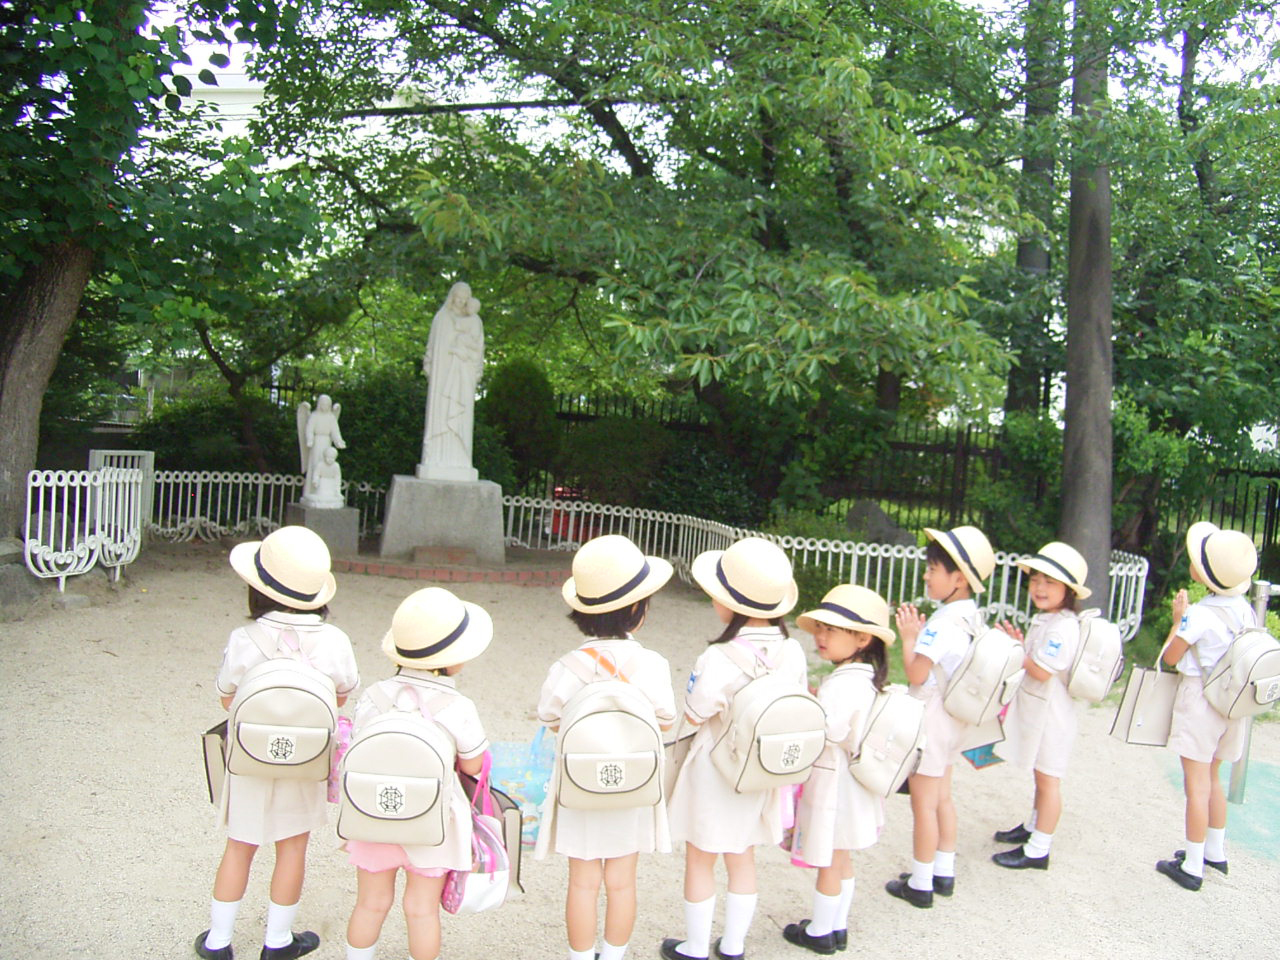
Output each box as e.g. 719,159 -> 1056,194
1166,674 -> 1247,764
914,687 -> 965,778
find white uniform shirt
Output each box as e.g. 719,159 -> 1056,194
683,628 -> 809,723
356,670 -> 490,760
537,636 -> 677,728
1021,610 -> 1079,698
1175,594 -> 1255,677
913,598 -> 978,689
216,611 -> 360,699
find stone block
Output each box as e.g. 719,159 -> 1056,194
379,476 -> 504,565
845,499 -> 915,547
284,503 -> 360,558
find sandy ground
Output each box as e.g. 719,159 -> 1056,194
0,541 -> 1276,960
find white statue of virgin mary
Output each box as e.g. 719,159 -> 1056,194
416,281 -> 483,482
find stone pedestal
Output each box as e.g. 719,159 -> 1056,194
285,503 -> 360,558
378,476 -> 504,565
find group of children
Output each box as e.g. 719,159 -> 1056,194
195,517 -> 1262,960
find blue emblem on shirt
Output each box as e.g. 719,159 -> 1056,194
1179,614 -> 1189,631
686,671 -> 697,694
1045,637 -> 1062,658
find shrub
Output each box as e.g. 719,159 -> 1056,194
558,417 -> 675,505
478,358 -> 559,489
131,389 -> 294,472
638,434 -> 766,526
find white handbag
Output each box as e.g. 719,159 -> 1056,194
1110,644 -> 1180,746
443,755 -> 511,915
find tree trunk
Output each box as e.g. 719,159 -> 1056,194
1006,0 -> 1061,413
1060,0 -> 1113,606
0,241 -> 95,537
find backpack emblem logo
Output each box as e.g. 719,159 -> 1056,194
268,734 -> 296,762
597,762 -> 625,789
376,783 -> 406,815
781,741 -> 803,768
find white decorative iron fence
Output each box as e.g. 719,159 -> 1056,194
24,467 -> 145,589
501,495 -> 1150,641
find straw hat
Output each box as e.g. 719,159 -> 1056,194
381,587 -> 493,670
1017,541 -> 1092,599
1186,522 -> 1257,597
690,537 -> 798,618
796,584 -> 896,645
562,534 -> 673,614
229,525 -> 337,611
923,525 -> 995,595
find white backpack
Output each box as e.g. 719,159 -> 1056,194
225,623 -> 338,780
941,617 -> 1025,726
554,648 -> 663,811
337,680 -> 458,846
1201,608 -> 1280,720
846,685 -> 926,798
1066,609 -> 1124,702
709,639 -> 826,793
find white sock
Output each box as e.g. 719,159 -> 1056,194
1025,830 -> 1053,859
1205,827 -> 1226,863
719,891 -> 757,956
678,895 -> 715,958
568,948 -> 595,960
834,878 -> 855,933
204,898 -> 241,950
1026,809 -> 1038,831
1181,840 -> 1205,878
346,945 -> 376,960
598,941 -> 628,960
805,890 -> 841,937
264,899 -> 299,950
907,858 -> 933,892
932,850 -> 956,878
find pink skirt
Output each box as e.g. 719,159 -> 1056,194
346,840 -> 448,878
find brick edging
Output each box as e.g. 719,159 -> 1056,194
333,558 -> 570,587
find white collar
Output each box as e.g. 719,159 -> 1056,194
394,668 -> 457,689
259,611 -> 323,626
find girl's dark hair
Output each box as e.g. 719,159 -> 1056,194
710,611 -> 790,644
1060,590 -> 1078,612
925,540 -> 959,573
247,585 -> 328,621
852,636 -> 890,692
568,598 -> 650,638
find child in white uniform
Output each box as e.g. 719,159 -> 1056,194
535,535 -> 677,960
664,537 -> 807,960
197,526 -> 360,960
887,525 -> 995,908
343,587 -> 493,960
1156,522 -> 1258,891
992,542 -> 1090,870
783,585 -> 894,956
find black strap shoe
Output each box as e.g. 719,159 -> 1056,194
259,931 -> 319,960
884,877 -> 933,908
994,823 -> 1032,845
1174,848 -> 1228,875
661,938 -> 708,960
897,872 -> 953,896
1156,858 -> 1203,891
833,928 -> 847,951
992,847 -> 1050,870
783,921 -> 836,955
713,937 -> 744,960
194,931 -> 233,960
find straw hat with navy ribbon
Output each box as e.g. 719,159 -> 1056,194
1186,522 -> 1257,598
690,536 -> 799,618
796,584 -> 896,645
382,587 -> 493,670
1017,541 -> 1092,599
562,534 -> 673,614
923,525 -> 995,595
229,525 -> 337,611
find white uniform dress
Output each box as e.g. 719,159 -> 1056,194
790,662 -> 884,866
909,599 -> 977,778
1167,594 -> 1254,764
346,671 -> 490,872
995,610 -> 1079,777
534,636 -> 677,860
215,611 -> 360,845
667,627 -> 809,854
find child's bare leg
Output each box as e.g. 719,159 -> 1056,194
1181,757 -> 1211,843
1033,770 -> 1062,834
346,868 -> 396,949
815,851 -> 847,897
403,872 -> 446,960
908,773 -> 941,862
683,844 -> 718,902
722,848 -> 757,895
213,838 -> 258,901
270,832 -> 310,906
601,853 -> 638,949
567,857 -> 603,953
936,766 -> 956,854
1207,758 -> 1227,830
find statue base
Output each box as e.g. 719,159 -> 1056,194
415,462 -> 478,483
378,476 -> 504,565
285,503 -> 360,559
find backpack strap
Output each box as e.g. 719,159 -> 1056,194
243,621 -> 316,668
1200,604 -> 1256,674
561,646 -> 637,685
721,638 -> 772,679
386,675 -> 459,719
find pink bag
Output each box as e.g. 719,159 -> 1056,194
327,716 -> 353,804
442,753 -> 510,915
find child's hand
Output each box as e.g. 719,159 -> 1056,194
997,619 -> 1025,642
895,603 -> 925,645
1170,589 -> 1189,626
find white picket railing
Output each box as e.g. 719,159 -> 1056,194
501,495 -> 1150,641
24,467 -> 145,589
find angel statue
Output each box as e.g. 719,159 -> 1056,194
417,281 -> 483,482
296,394 -> 347,508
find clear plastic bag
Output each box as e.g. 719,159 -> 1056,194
488,727 -> 556,845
